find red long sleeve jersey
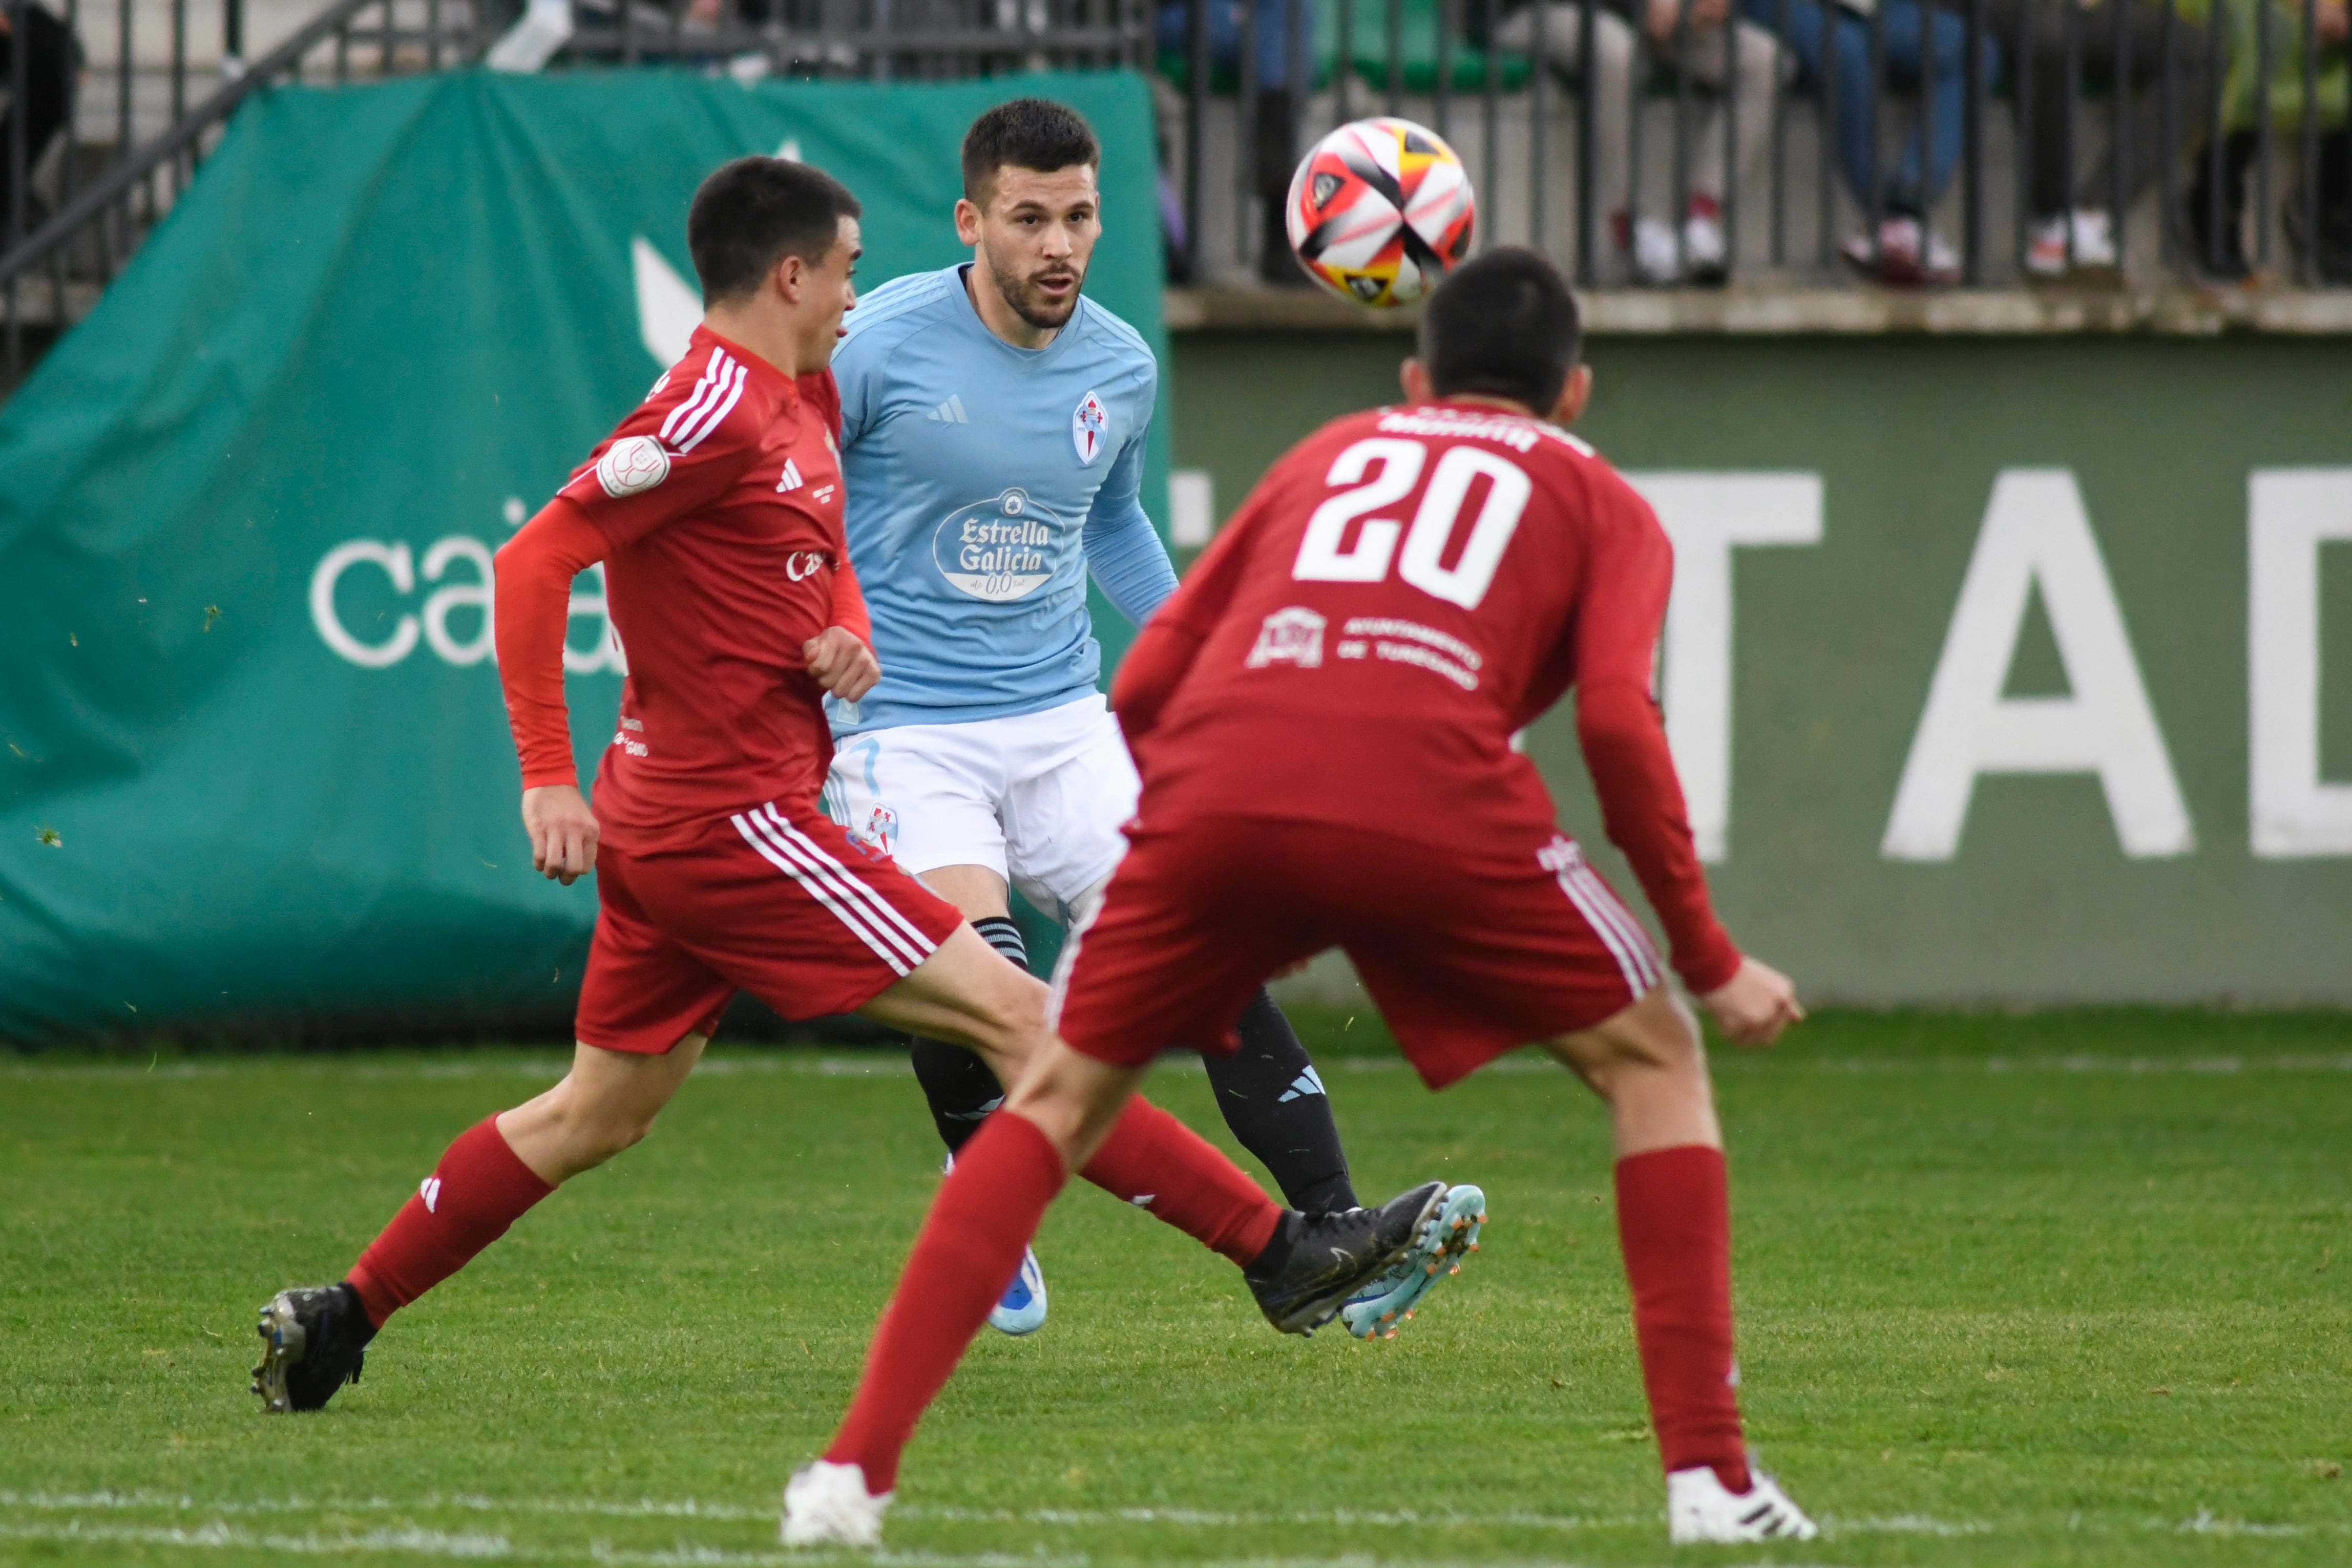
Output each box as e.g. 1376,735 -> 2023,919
501,326 -> 867,854
1116,398 -> 1740,991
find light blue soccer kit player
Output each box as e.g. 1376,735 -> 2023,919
823,262 -> 1378,1334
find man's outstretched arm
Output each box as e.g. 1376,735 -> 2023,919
493,500 -> 609,884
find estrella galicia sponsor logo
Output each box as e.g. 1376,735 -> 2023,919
933,486 -> 1058,602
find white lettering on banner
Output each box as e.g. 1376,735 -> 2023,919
2248,468 -> 2352,857
310,539 -> 419,668
311,527 -> 626,674
420,536 -> 496,666
633,236 -> 702,367
1627,472 -> 1824,863
1882,468 -> 2193,861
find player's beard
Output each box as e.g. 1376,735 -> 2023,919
986,248 -> 1085,332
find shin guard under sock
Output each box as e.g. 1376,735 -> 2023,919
1614,1144 -> 1750,1494
907,917 -> 1027,1155
1203,989 -> 1357,1213
1079,1096 -> 1283,1266
826,1111 -> 1067,1493
346,1116 -> 554,1327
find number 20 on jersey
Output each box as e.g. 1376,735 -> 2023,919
1293,438 -> 1532,611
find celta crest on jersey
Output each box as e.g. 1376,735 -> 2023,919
933,486 -> 1058,602
1072,390 -> 1108,465
1245,606 -> 1328,669
597,435 -> 671,498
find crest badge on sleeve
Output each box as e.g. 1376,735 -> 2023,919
1071,390 -> 1108,466
596,434 -> 670,498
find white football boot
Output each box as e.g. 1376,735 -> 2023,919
781,1460 -> 892,1548
1666,1464 -> 1818,1544
989,1246 -> 1048,1336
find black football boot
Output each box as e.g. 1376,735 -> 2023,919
251,1283 -> 375,1413
1244,1180 -> 1446,1334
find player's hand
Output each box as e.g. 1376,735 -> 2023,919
805,626 -> 881,703
1698,956 -> 1804,1048
522,784 -> 600,885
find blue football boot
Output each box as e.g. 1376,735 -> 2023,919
988,1246 -> 1048,1336
1339,1183 -> 1486,1339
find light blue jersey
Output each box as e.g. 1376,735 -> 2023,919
825,264 -> 1179,736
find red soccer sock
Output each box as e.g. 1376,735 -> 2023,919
345,1116 -> 555,1328
1079,1096 -> 1283,1267
1614,1144 -> 1751,1495
826,1111 -> 1068,1493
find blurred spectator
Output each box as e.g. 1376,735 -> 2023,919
1747,0 -> 2001,284
0,0 -> 75,236
1986,0 -> 2219,278
2186,0 -> 2348,279
1158,0 -> 1317,284
1474,0 -> 1786,285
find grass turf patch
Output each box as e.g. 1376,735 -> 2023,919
2,1010 -> 2348,1565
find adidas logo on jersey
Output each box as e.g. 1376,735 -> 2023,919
776,458 -> 805,493
926,394 -> 971,425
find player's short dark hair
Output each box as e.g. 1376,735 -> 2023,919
687,157 -> 863,305
1418,247 -> 1583,413
961,98 -> 1101,207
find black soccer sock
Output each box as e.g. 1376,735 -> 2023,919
1203,989 -> 1358,1214
906,916 -> 1030,1157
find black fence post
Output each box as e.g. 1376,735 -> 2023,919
2299,0 -> 2319,283
1964,0 -> 1983,280
2255,0 -> 2272,267
1186,0 -> 1207,279
2157,0 -> 2174,267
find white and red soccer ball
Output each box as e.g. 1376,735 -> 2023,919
1285,117 -> 1476,309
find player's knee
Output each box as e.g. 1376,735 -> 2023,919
1572,988 -> 1706,1096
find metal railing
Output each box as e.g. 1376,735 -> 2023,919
1160,0 -> 2352,290
3,0 -> 2342,388
0,0 -> 486,377
551,0 -> 1148,77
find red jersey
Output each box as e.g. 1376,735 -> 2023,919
528,326 -> 863,854
1114,398 -> 1738,991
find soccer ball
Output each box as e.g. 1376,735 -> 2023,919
1285,117 -> 1476,309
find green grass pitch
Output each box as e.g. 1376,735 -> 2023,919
3,1008 -> 2348,1566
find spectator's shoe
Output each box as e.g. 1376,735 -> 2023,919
1339,1182 -> 1486,1338
2025,209 -> 2119,279
251,1283 -> 373,1413
988,1246 -> 1048,1336
1667,1465 -> 1818,1543
1841,217 -> 1960,286
1630,215 -> 1684,285
782,1460 -> 891,1548
1246,1181 -> 1444,1334
1683,208 -> 1730,286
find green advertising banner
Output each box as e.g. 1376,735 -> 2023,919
1173,333 -> 2352,1006
0,68 -> 1169,1043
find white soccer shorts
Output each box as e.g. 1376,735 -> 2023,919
822,695 -> 1139,922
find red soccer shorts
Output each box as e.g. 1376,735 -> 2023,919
574,800 -> 966,1055
1053,813 -> 1666,1089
